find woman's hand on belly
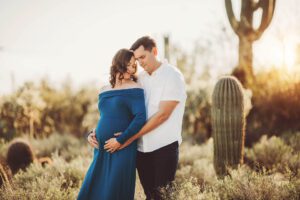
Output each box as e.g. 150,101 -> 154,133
104,138 -> 121,153
104,132 -> 135,153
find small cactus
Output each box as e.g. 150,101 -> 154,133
6,139 -> 35,174
211,76 -> 245,176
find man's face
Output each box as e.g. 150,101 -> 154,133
133,45 -> 156,74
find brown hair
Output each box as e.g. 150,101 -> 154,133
109,49 -> 137,88
130,36 -> 157,51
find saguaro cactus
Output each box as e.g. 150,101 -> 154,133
225,0 -> 276,86
163,35 -> 170,61
211,76 -> 245,176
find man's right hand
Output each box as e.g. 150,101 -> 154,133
87,129 -> 99,149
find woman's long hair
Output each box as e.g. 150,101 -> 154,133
109,49 -> 137,88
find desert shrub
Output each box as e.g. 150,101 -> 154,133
282,132 -> 300,152
28,133 -> 90,162
169,134 -> 300,200
215,166 -> 299,200
160,177 -> 219,200
161,165 -> 299,200
177,138 -> 217,188
0,139 -> 7,158
0,157 -> 12,189
245,135 -> 300,176
246,69 -> 300,146
182,87 -> 212,143
1,133 -> 299,199
0,79 -> 98,141
0,153 -> 91,200
0,133 -> 90,162
179,138 -> 213,167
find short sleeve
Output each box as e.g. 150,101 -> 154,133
161,71 -> 187,102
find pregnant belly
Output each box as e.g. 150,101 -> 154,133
95,117 -> 131,143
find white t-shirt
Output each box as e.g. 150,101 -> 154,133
137,60 -> 187,152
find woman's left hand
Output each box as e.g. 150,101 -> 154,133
104,138 -> 121,153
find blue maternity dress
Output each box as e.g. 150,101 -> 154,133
77,88 -> 146,200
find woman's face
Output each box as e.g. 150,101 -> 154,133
124,56 -> 137,79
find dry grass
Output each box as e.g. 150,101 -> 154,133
0,133 -> 299,200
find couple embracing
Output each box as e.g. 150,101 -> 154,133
77,36 -> 187,200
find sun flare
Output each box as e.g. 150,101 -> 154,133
254,36 -> 298,72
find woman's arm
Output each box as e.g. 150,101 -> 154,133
104,92 -> 146,152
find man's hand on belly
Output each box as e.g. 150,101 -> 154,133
87,130 -> 99,149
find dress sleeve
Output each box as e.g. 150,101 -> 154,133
116,91 -> 147,144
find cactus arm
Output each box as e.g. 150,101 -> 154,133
225,0 -> 241,36
250,0 -> 276,40
257,0 -> 276,33
240,0 -> 254,32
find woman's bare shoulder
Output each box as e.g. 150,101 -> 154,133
129,82 -> 143,89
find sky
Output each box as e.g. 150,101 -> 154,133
0,0 -> 299,94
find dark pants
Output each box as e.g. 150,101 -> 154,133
137,141 -> 179,200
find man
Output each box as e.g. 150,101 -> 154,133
88,36 -> 186,199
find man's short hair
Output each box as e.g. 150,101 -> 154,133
130,36 -> 157,52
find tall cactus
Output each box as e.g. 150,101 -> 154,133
211,76 -> 245,176
163,35 -> 170,61
225,0 -> 276,86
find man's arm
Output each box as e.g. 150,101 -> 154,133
116,100 -> 179,149
133,100 -> 178,139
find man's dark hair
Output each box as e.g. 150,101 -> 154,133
130,36 -> 157,52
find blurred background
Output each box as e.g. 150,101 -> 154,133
0,0 -> 300,199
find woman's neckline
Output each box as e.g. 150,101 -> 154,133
99,87 -> 143,95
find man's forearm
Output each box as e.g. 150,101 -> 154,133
131,110 -> 169,140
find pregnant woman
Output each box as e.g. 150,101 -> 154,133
77,49 -> 147,200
